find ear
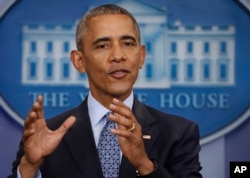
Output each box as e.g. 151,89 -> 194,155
70,50 -> 86,73
139,45 -> 146,69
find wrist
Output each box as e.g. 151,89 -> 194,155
19,156 -> 41,178
135,158 -> 155,176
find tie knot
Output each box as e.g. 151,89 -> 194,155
105,112 -> 112,118
103,112 -> 115,127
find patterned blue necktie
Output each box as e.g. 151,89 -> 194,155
98,113 -> 120,178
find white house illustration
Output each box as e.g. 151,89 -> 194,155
21,0 -> 235,88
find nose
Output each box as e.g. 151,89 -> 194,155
110,44 -> 126,63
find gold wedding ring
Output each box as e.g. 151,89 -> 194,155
128,123 -> 135,131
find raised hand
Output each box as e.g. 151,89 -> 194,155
109,98 -> 154,176
20,95 -> 76,178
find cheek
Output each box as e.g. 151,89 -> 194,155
86,62 -> 107,81
84,54 -> 103,71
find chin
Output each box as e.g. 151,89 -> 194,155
108,86 -> 132,98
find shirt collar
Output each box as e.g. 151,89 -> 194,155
87,91 -> 134,127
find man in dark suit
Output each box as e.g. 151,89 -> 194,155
9,4 -> 202,178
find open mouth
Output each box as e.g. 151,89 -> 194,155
108,69 -> 129,79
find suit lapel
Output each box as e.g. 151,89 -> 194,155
63,99 -> 103,178
132,98 -> 160,154
119,98 -> 160,178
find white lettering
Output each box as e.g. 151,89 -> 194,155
29,92 -> 41,103
234,166 -> 241,173
29,92 -> 70,107
136,93 -> 148,103
207,93 -> 217,108
160,93 -> 230,109
160,93 -> 174,108
175,93 -> 190,108
234,166 -> 247,173
241,166 -> 247,173
79,92 -> 88,101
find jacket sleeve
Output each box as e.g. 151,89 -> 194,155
7,141 -> 24,178
140,122 -> 202,178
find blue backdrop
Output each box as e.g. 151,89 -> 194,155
1,0 -> 250,177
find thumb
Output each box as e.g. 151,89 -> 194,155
57,116 -> 76,135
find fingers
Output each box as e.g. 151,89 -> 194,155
109,98 -> 140,136
23,95 -> 45,140
34,95 -> 44,120
25,95 -> 44,127
109,99 -> 133,125
109,98 -> 132,120
57,116 -> 76,136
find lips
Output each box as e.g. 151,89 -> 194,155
108,68 -> 130,79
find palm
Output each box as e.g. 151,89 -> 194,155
22,96 -> 76,165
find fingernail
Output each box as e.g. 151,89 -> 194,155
110,104 -> 116,109
113,98 -> 119,103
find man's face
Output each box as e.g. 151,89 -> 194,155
81,14 -> 145,101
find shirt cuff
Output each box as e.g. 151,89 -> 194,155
17,165 -> 42,178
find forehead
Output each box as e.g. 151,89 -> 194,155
86,14 -> 139,40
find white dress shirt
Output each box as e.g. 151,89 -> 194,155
88,91 -> 134,147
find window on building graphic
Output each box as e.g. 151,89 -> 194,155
201,26 -> 212,30
44,58 -> 54,79
187,42 -> 193,54
185,26 -> 195,30
146,63 -> 153,79
63,63 -> 69,78
30,41 -> 37,53
185,59 -> 195,81
218,26 -> 229,30
45,25 -> 55,30
217,58 -> 229,81
201,59 -> 211,80
78,73 -> 87,80
168,25 -> 179,30
146,42 -> 152,54
220,64 -> 227,79
203,42 -> 210,54
62,25 -> 73,30
46,63 -> 53,78
170,42 -> 177,54
30,62 -> 36,77
28,57 -> 38,79
63,42 -> 70,53
61,58 -> 70,79
28,24 -> 38,30
187,63 -> 193,80
46,41 -> 53,53
170,58 -> 179,81
220,41 -> 227,54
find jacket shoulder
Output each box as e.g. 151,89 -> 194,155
143,104 -> 199,135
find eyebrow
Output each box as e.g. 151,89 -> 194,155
92,35 -> 137,46
92,37 -> 110,46
121,35 -> 137,43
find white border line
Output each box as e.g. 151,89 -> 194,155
200,107 -> 250,145
239,0 -> 250,11
0,96 -> 24,126
0,0 -> 16,18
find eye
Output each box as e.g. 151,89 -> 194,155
122,40 -> 135,47
96,43 -> 111,49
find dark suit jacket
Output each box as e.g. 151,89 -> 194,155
9,97 -> 202,178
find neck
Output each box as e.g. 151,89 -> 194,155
90,90 -> 132,109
